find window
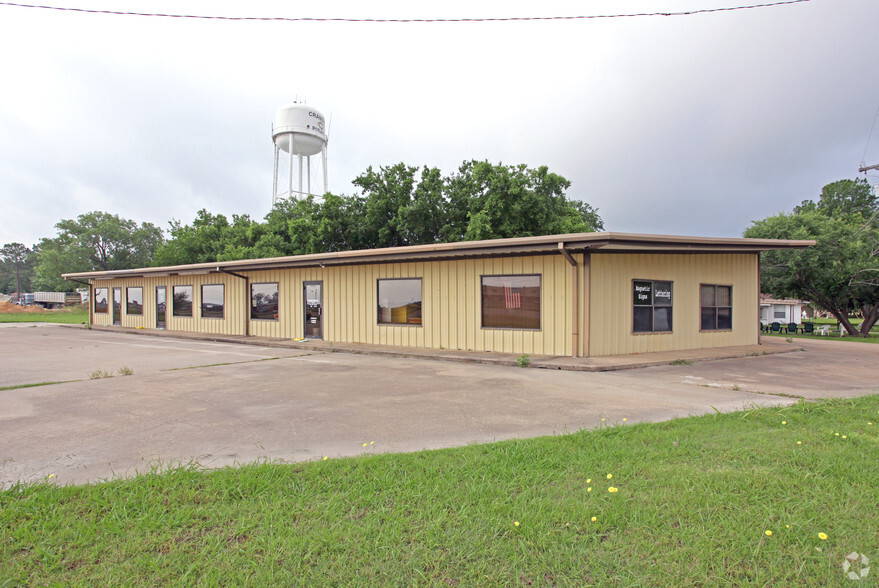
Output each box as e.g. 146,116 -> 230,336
126,287 -> 143,315
701,285 -> 732,330
773,307 -> 786,319
633,280 -> 673,333
94,288 -> 108,313
377,278 -> 422,325
201,284 -> 224,319
172,285 -> 193,317
251,282 -> 279,320
481,275 -> 541,330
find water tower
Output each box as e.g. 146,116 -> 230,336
272,102 -> 328,205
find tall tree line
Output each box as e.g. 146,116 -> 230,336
15,161 -> 604,291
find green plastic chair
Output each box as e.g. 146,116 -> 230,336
801,322 -> 815,335
769,322 -> 782,333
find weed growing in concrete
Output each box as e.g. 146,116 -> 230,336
517,354 -> 530,368
669,358 -> 694,366
88,370 -> 113,380
117,366 -> 134,376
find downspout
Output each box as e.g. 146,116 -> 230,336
757,253 -> 762,346
64,277 -> 92,329
558,243 -> 579,358
219,268 -> 250,337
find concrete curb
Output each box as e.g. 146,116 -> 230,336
63,323 -> 805,373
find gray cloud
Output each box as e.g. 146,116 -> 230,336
1,0 -> 878,248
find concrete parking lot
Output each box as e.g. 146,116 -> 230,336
1,324 -> 877,487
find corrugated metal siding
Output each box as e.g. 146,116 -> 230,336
588,253 -> 758,356
92,254 -> 573,355
93,276 -> 247,335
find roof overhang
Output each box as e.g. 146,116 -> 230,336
63,231 -> 815,281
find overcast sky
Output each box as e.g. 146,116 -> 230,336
2,0 -> 879,248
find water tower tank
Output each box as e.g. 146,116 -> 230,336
272,103 -> 327,156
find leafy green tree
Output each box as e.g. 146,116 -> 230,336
1,242 -> 35,295
157,161 -> 604,263
445,161 -> 604,241
34,212 -> 164,291
745,179 -> 878,336
153,210 -> 258,266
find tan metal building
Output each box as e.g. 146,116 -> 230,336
63,232 -> 812,357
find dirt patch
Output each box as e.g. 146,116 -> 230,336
0,300 -> 48,314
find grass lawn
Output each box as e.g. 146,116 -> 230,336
0,308 -> 88,324
2,396 -> 877,585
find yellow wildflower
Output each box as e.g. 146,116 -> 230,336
782,421 -> 787,425
842,435 -> 847,439
591,516 -> 597,522
514,521 -> 520,527
607,474 -> 613,479
586,479 -> 591,484
363,443 -> 368,447
797,441 -> 802,445
587,487 -> 592,492
622,418 -> 627,422
818,532 -> 827,540
323,456 -> 328,461
608,487 -> 618,493
765,530 -> 773,537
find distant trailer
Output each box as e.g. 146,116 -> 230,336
32,292 -> 81,309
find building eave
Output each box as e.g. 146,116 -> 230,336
62,231 -> 815,281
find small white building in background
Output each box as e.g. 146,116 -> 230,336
760,295 -> 806,325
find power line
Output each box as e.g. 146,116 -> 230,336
0,0 -> 812,24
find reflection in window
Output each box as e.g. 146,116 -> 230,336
701,284 -> 732,330
251,282 -> 279,320
377,278 -> 422,325
94,288 -> 109,313
201,284 -> 224,319
633,280 -> 673,333
126,287 -> 143,315
481,275 -> 541,329
172,285 -> 193,317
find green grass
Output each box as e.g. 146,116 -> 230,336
0,308 -> 89,324
2,396 -> 878,585
765,331 -> 879,344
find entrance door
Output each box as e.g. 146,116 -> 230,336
156,286 -> 166,329
304,281 -> 323,340
112,288 -> 122,326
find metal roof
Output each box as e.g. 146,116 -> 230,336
62,231 -> 815,281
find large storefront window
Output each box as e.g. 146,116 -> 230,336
481,275 -> 541,330
172,285 -> 193,317
94,288 -> 109,313
251,283 -> 279,320
633,280 -> 673,333
701,284 -> 732,330
201,284 -> 224,319
377,278 -> 422,325
126,287 -> 143,315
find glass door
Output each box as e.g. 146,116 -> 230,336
304,281 -> 323,340
112,288 -> 122,326
156,286 -> 166,329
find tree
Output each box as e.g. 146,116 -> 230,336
33,212 -> 164,291
152,210 -> 258,266
1,242 -> 35,295
744,179 -> 879,337
155,161 -> 605,263
445,161 -> 604,241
